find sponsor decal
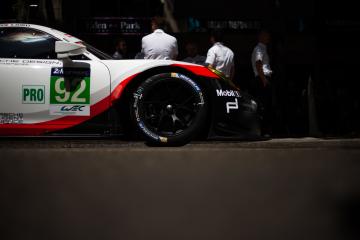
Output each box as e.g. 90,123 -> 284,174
79,17 -> 151,35
0,59 -> 61,66
174,73 -> 202,92
0,23 -> 31,28
22,59 -> 61,65
49,105 -> 90,116
133,93 -> 143,101
22,85 -> 45,104
50,67 -> 91,116
226,98 -> 239,114
0,113 -> 23,124
172,73 -> 204,104
134,89 -> 158,140
207,20 -> 261,32
216,89 -> 241,98
138,122 -> 159,140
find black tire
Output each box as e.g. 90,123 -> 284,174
131,72 -> 208,146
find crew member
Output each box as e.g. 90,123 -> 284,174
205,30 -> 235,80
251,30 -> 273,136
141,16 -> 178,60
113,38 -> 128,59
182,42 -> 206,65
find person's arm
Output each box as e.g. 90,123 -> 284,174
205,48 -> 215,69
254,48 -> 269,87
141,38 -> 146,58
172,39 -> 178,60
255,60 -> 269,87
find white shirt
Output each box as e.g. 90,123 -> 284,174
141,29 -> 178,60
182,55 -> 206,65
251,43 -> 272,77
113,51 -> 123,59
134,52 -> 144,59
205,42 -> 234,78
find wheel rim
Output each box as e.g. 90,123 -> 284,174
138,77 -> 203,137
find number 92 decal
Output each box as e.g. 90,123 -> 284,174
50,67 -> 90,104
49,67 -> 91,116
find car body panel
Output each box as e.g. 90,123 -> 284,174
0,23 -> 260,140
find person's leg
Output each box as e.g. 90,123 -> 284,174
261,83 -> 272,135
250,77 -> 272,136
251,77 -> 263,105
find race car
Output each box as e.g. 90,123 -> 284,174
0,23 -> 260,145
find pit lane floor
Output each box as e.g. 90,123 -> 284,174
1,137 -> 360,149
1,138 -> 360,240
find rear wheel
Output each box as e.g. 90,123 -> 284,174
131,72 -> 208,146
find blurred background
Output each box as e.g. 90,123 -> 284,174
1,0 -> 359,138
2,3 -> 360,240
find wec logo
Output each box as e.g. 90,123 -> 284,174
49,105 -> 90,116
60,105 -> 85,112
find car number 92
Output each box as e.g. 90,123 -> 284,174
50,67 -> 90,105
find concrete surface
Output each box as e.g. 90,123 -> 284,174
1,138 -> 360,240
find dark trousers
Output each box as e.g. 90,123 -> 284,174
251,76 -> 273,134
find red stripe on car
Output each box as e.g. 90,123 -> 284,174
171,64 -> 220,79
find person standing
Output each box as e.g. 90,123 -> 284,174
205,30 -> 235,80
141,16 -> 178,60
182,42 -> 206,65
251,30 -> 273,136
113,38 -> 128,59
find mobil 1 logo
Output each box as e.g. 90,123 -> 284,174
22,85 -> 45,104
49,67 -> 91,116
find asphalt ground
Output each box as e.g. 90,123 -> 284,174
1,138 -> 360,240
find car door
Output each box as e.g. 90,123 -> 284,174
0,27 -> 111,135
0,27 -> 60,128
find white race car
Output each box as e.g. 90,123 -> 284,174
0,23 -> 260,145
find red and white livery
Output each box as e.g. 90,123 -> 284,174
0,24 -> 260,145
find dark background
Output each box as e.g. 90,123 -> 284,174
1,0 -> 360,137
2,2 -> 360,240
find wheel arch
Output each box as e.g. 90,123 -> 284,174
115,65 -> 215,104
111,65 -> 216,139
